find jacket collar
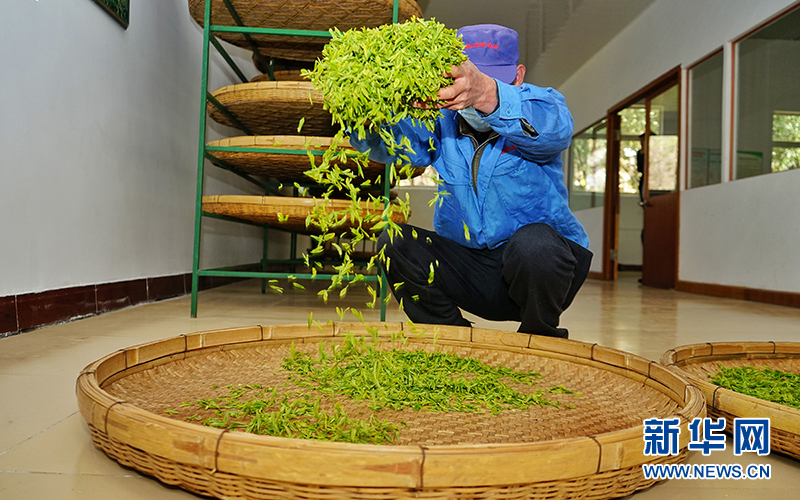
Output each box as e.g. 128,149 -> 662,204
457,114 -> 499,144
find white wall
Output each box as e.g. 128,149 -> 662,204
0,0 -> 274,296
680,170 -> 800,292
618,195 -> 643,267
568,196 -> 642,271
560,0 -> 800,293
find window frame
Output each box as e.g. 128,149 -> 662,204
686,47 -> 724,190
730,3 -> 800,182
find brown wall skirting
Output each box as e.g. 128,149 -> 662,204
587,271 -> 604,281
676,280 -> 800,309
0,273 -> 251,338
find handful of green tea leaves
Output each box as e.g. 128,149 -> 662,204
710,364 -> 800,409
301,17 -> 466,201
288,19 -> 466,314
305,18 -> 467,136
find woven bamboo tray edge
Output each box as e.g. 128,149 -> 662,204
88,421 -> 688,499
212,81 -> 320,94
207,135 -> 353,150
187,0 -> 423,31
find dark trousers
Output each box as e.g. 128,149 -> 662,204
378,223 -> 593,338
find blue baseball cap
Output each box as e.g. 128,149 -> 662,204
457,24 -> 520,84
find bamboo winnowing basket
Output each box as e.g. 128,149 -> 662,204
188,0 -> 423,61
77,324 -> 704,500
201,195 -> 408,234
205,135 -> 425,184
662,341 -> 800,460
208,82 -> 336,136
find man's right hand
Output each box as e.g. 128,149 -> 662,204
414,61 -> 498,115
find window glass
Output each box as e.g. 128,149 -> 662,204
689,51 -> 723,188
619,105 -> 646,195
735,8 -> 800,180
397,166 -> 438,187
649,85 -> 679,194
569,120 -> 607,210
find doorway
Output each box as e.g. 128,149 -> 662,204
603,68 -> 680,288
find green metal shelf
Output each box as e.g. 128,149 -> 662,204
191,0 -> 401,320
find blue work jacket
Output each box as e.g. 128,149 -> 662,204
350,81 -> 589,250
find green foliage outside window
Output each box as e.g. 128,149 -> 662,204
772,113 -> 800,173
619,107 -> 649,195
571,129 -> 607,194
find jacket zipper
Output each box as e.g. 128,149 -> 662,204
458,115 -> 499,198
467,133 -> 499,198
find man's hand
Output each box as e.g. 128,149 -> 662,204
415,60 -> 498,115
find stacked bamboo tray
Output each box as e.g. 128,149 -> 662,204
662,341 -> 800,460
203,195 -> 408,234
207,81 -> 334,136
206,136 -> 377,180
188,0 -> 423,61
77,324 -> 705,500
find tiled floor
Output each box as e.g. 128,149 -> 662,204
1,272 -> 799,499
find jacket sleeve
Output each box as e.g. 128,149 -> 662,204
482,81 -> 574,163
348,120 -> 441,167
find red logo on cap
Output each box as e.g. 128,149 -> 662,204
464,42 -> 499,50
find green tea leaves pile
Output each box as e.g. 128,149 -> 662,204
710,364 -> 800,409
283,333 -> 574,415
168,333 -> 580,444
175,385 -> 399,445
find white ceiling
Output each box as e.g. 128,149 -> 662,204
418,0 -> 656,88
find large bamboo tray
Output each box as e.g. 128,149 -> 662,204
202,195 -> 408,234
208,82 -> 335,136
206,135 -> 425,183
661,342 -> 800,459
189,0 -> 423,61
76,323 -> 704,500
